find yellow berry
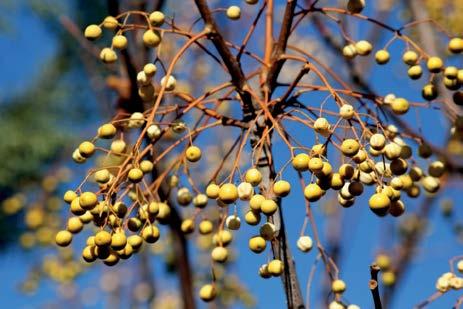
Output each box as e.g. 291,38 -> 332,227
375,49 -> 390,64
143,29 -> 162,47
402,50 -> 418,65
186,145 -> 201,162
449,38 -> 463,53
339,104 -> 354,119
55,230 -> 73,247
297,236 -> 313,252
355,40 -> 372,56
245,210 -> 261,225
63,190 -> 77,204
211,246 -> 228,263
78,141 -> 95,158
181,219 -> 195,234
422,84 -> 438,101
111,231 -> 127,250
245,168 -> 262,186
370,133 -> 386,150
368,193 -> 391,216
67,217 -> 83,234
407,65 -> 422,79
95,230 -> 112,247
199,220 -> 213,234
268,259 -> 284,276
427,56 -> 444,73
304,183 -> 323,202
292,153 -> 310,171
206,183 -> 220,199
79,192 -> 98,210
100,48 -> 117,63
98,123 -> 117,139
160,75 -> 176,91
112,35 -> 127,49
102,16 -> 118,29
226,6 -> 241,20
260,199 -> 278,215
219,183 -> 238,204
128,168 -> 144,183
375,254 -> 391,270
95,169 -> 110,183
140,160 -> 154,173
332,279 -> 346,293
199,284 -> 216,302
144,63 -> 157,77
382,271 -> 396,286
273,180 -> 291,197
341,139 -> 360,157
249,236 -> 266,253
391,97 -> 409,115
142,225 -> 160,243
84,24 -> 102,40
343,44 -> 357,59
149,11 -> 165,26
308,157 -> 324,173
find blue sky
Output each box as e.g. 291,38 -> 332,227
0,1 -> 462,308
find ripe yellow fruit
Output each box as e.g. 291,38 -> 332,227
149,11 -> 165,26
199,220 -> 213,234
79,192 -> 98,210
369,134 -> 386,150
206,183 -> 220,198
341,139 -> 360,157
445,66 -> 458,79
177,187 -> 192,206
104,251 -> 120,266
422,84 -> 438,101
330,173 -> 345,190
273,180 -> 291,197
128,168 -> 144,183
427,56 -> 444,73
144,63 -> 157,77
368,193 -> 391,216
339,163 -> 355,179
422,176 -> 440,193
342,44 -> 357,59
245,210 -> 261,225
84,24 -> 102,40
156,203 -> 171,222
375,49 -> 390,64
314,117 -> 330,134
449,38 -> 463,53
428,161 -> 446,178
391,97 -> 409,115
112,35 -> 127,49
193,194 -> 208,208
98,123 -> 117,139
95,230 -> 112,247
245,168 -> 262,186
237,182 -> 254,200
226,6 -> 241,20
260,199 -> 278,215
402,50 -> 418,65
100,48 -> 117,63
212,230 -> 233,246
457,260 -> 463,273
339,104 -> 354,119
375,254 -> 391,270
297,236 -> 313,252
249,194 -> 265,211
82,245 -> 97,262
55,230 -> 73,247
181,219 -> 195,234
308,157 -> 323,173
160,75 -> 176,91
67,217 -> 84,233
268,259 -> 284,276
199,284 -> 216,302
332,279 -> 346,293
143,29 -> 162,47
147,124 -> 161,140
304,183 -> 323,202
142,225 -> 160,243
78,141 -> 95,158
211,246 -> 228,263
139,160 -> 154,174
249,236 -> 266,253
103,16 -> 118,29
110,139 -> 126,154
382,271 -> 396,286
219,183 -> 238,204
186,145 -> 201,162
355,40 -> 372,56
111,231 -> 127,250
63,190 -> 77,204
95,169 -> 110,184
347,0 -> 365,13
292,153 -> 310,171
128,235 -> 143,250
407,65 -> 422,79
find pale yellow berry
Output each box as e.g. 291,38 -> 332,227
112,35 -> 127,49
355,40 -> 372,56
248,236 -> 266,253
249,194 -> 265,211
245,168 -> 262,186
186,145 -> 201,162
297,236 -> 313,252
304,183 -> 323,202
449,38 -> 463,53
219,183 -> 238,204
55,230 -> 73,247
273,180 -> 291,197
268,259 -> 284,276
199,284 -> 216,302
149,11 -> 165,26
339,104 -> 354,119
100,48 -> 117,63
84,24 -> 102,40
160,75 -> 176,91
211,246 -> 228,263
128,168 -> 144,183
102,16 -> 118,29
226,6 -> 241,20
78,141 -> 95,158
427,56 -> 444,73
206,183 -> 220,199
375,49 -> 390,64
292,153 -> 310,171
341,139 -> 360,157
403,50 -> 418,65
143,29 -> 162,47
332,279 -> 346,293
260,199 -> 278,215
343,44 -> 357,59
237,182 -> 254,200
391,97 -> 409,115
369,193 -> 391,216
